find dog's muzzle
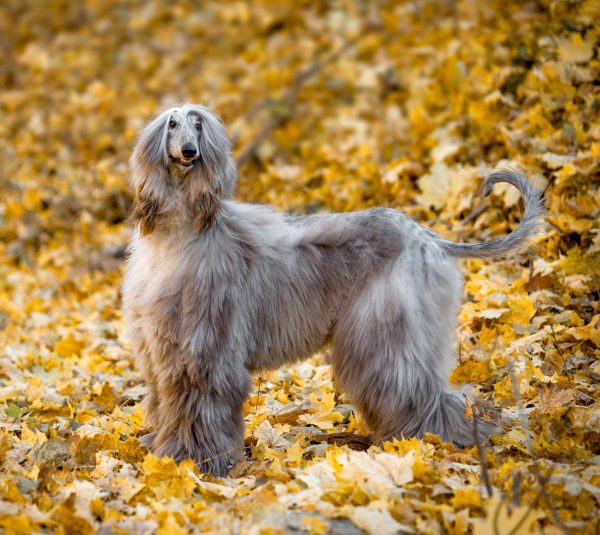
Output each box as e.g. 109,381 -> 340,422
170,155 -> 197,168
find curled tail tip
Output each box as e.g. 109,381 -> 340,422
482,183 -> 493,198
480,166 -> 532,198
480,168 -> 511,198
441,165 -> 546,259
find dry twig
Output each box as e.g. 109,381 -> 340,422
507,362 -> 571,534
255,377 -> 262,413
309,431 -> 371,451
472,405 -> 494,498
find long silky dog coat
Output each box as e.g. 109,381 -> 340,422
122,104 -> 544,476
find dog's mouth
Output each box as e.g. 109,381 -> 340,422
169,156 -> 197,168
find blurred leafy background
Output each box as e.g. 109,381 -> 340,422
0,0 -> 598,533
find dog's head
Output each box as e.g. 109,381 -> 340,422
130,104 -> 236,235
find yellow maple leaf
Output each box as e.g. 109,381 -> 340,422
493,375 -> 514,402
505,295 -> 536,327
20,424 -> 47,446
452,487 -> 480,509
450,359 -> 494,384
142,452 -> 178,479
557,33 -> 595,63
472,495 -> 544,535
416,162 -> 451,210
54,334 -> 85,358
286,442 -> 304,465
566,314 -> 600,347
157,514 -> 188,535
299,392 -> 344,430
301,516 -> 328,535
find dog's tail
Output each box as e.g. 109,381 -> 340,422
437,168 -> 545,259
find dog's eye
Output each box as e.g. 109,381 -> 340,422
169,120 -> 178,129
195,122 -> 202,131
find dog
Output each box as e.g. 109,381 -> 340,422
122,104 -> 544,476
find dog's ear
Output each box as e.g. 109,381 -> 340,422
186,106 -> 237,232
190,190 -> 221,233
197,109 -> 237,198
129,110 -> 172,235
129,190 -> 161,236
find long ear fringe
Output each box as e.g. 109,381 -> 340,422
130,110 -> 171,183
188,105 -> 237,198
192,191 -> 221,232
185,105 -> 237,231
129,109 -> 173,235
129,192 -> 161,236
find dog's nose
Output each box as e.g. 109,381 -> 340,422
181,144 -> 197,159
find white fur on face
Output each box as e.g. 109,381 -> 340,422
166,110 -> 201,166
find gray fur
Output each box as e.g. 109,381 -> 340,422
437,169 -> 545,258
122,104 -> 545,476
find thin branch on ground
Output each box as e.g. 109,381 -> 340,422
512,471 -> 521,505
255,377 -> 262,413
506,498 -> 538,535
492,495 -> 503,535
308,431 -> 371,451
507,362 -> 571,535
472,405 -> 494,498
230,100 -> 271,147
550,324 -> 574,388
460,202 -> 488,227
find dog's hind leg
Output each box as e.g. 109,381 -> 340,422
331,253 -> 497,447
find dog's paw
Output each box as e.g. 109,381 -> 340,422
433,392 -> 500,448
195,451 -> 237,478
138,431 -> 157,450
148,428 -> 243,477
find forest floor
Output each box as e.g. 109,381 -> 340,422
0,1 -> 598,533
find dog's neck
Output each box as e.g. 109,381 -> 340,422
136,164 -> 222,236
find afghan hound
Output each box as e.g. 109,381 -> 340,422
122,104 -> 544,476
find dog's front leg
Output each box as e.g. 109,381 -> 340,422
137,380 -> 160,449
150,363 -> 251,477
130,334 -> 161,447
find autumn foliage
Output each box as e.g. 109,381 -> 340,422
0,0 -> 598,533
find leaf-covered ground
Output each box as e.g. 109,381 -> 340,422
0,1 -> 599,533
